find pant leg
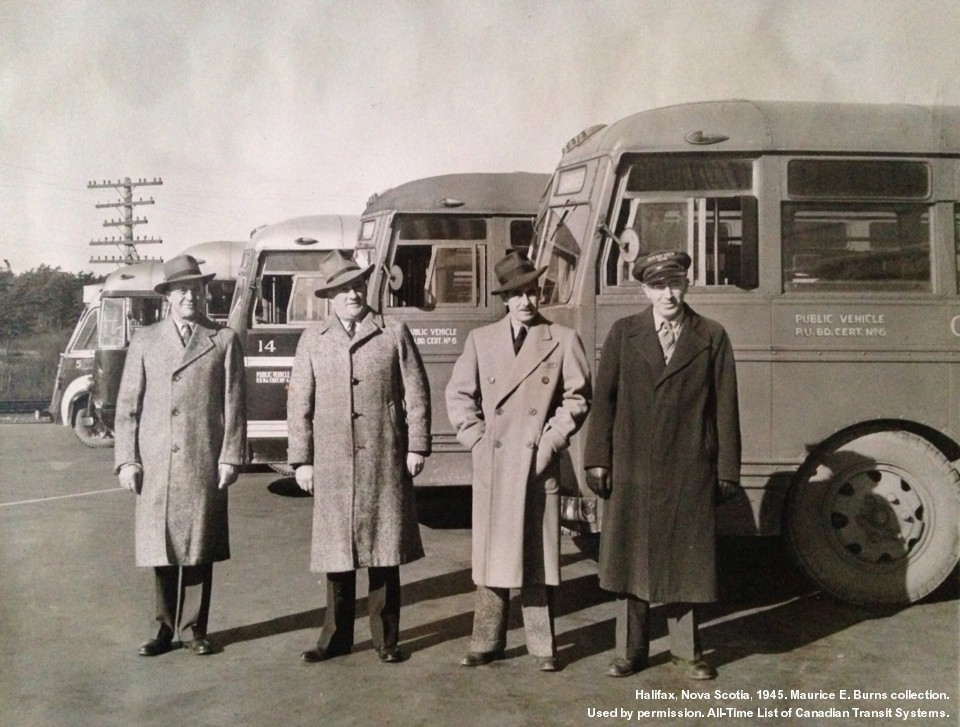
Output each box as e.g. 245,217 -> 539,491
470,585 -> 509,654
317,570 -> 357,653
151,566 -> 179,640
178,563 -> 213,639
665,602 -> 701,662
367,566 -> 401,650
614,595 -> 650,663
520,584 -> 555,658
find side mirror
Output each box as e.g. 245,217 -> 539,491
619,229 -> 641,263
386,264 -> 404,292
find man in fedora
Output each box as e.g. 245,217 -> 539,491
287,250 -> 430,665
115,254 -> 246,657
446,251 -> 591,671
583,250 -> 741,680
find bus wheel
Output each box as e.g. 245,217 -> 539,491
785,429 -> 959,606
73,412 -> 115,449
269,463 -> 295,477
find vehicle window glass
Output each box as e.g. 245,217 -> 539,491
627,158 -> 753,192
788,160 -> 929,199
398,216 -> 486,240
388,243 -> 486,309
254,251 -> 328,326
70,310 -> 99,352
782,203 -> 931,292
99,298 -> 125,349
510,219 -> 535,256
288,275 -> 329,322
207,280 -> 235,321
128,298 -> 165,336
539,204 -> 588,305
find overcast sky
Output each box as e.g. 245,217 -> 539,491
2,0 -> 958,274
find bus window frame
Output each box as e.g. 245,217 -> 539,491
385,239 -> 488,311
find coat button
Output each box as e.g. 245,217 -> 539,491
528,408 -> 537,416
495,408 -> 504,415
173,374 -> 181,382
351,411 -> 361,419
171,408 -> 179,416
526,442 -> 535,449
494,441 -> 502,448
171,444 -> 179,453
487,376 -> 496,384
351,377 -> 360,385
541,376 -> 550,384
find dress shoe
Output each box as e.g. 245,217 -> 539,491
671,655 -> 717,680
459,650 -> 503,667
300,647 -> 349,663
534,656 -> 558,672
138,637 -> 175,657
378,646 -> 407,663
606,657 -> 646,677
186,638 -> 213,656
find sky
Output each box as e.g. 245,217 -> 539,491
1,0 -> 958,275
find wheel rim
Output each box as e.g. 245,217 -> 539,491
824,463 -> 926,566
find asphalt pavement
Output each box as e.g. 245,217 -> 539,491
1,422 -> 957,727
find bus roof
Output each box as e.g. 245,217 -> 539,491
363,172 -> 550,215
247,215 -> 360,254
100,260 -> 164,297
180,240 -> 246,279
559,100 -> 960,163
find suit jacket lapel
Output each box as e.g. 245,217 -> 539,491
495,317 -> 558,407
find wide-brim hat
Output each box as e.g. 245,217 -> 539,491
313,250 -> 374,298
491,251 -> 547,295
632,250 -> 691,284
154,254 -> 215,294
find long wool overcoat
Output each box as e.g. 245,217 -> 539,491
583,305 -> 740,603
115,315 -> 246,567
287,311 -> 430,573
446,316 -> 591,589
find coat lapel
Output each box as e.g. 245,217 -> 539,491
628,310 -> 667,380
175,316 -> 217,372
349,309 -> 383,349
494,316 -> 559,407
658,306 -> 710,385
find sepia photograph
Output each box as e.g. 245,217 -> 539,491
1,1 -> 958,725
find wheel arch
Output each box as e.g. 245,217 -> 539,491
62,375 -> 93,427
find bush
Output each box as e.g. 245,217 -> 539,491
0,329 -> 72,401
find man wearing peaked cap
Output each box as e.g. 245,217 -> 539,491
115,253 -> 246,658
446,251 -> 591,672
583,248 -> 741,681
287,249 -> 430,665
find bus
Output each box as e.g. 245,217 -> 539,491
73,240 -> 245,447
363,172 -> 550,487
45,283 -> 102,427
226,215 -> 362,474
531,99 -> 960,605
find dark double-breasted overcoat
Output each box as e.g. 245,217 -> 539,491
287,311 -> 430,573
446,316 -> 591,589
115,315 -> 247,567
583,304 -> 740,603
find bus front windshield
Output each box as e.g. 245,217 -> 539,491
537,203 -> 590,305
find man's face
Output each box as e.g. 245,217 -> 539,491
165,281 -> 204,322
504,282 -> 540,325
642,275 -> 688,321
330,279 -> 368,322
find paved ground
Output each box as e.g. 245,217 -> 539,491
1,422 -> 957,727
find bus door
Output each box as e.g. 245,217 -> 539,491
48,291 -> 100,426
373,212 -> 536,486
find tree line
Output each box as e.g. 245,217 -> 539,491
0,265 -> 102,343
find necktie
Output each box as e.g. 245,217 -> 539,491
513,325 -> 527,355
658,320 -> 677,363
345,321 -> 355,339
179,323 -> 192,346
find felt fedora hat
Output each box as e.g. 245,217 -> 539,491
491,251 -> 547,295
313,250 -> 374,298
154,255 -> 215,293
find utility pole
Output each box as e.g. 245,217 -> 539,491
87,177 -> 164,265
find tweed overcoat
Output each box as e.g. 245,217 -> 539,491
114,315 -> 246,567
583,304 -> 740,603
287,311 -> 430,573
446,316 -> 591,589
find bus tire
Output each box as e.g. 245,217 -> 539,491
269,463 -> 295,477
785,429 -> 960,606
73,412 -> 115,449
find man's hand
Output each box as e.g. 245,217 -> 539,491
406,453 -> 425,478
218,464 -> 239,489
585,467 -> 612,499
295,465 -> 314,494
118,464 -> 142,494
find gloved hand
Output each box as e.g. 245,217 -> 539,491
295,465 -> 315,494
118,464 -> 142,494
716,479 -> 741,504
585,467 -> 612,499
